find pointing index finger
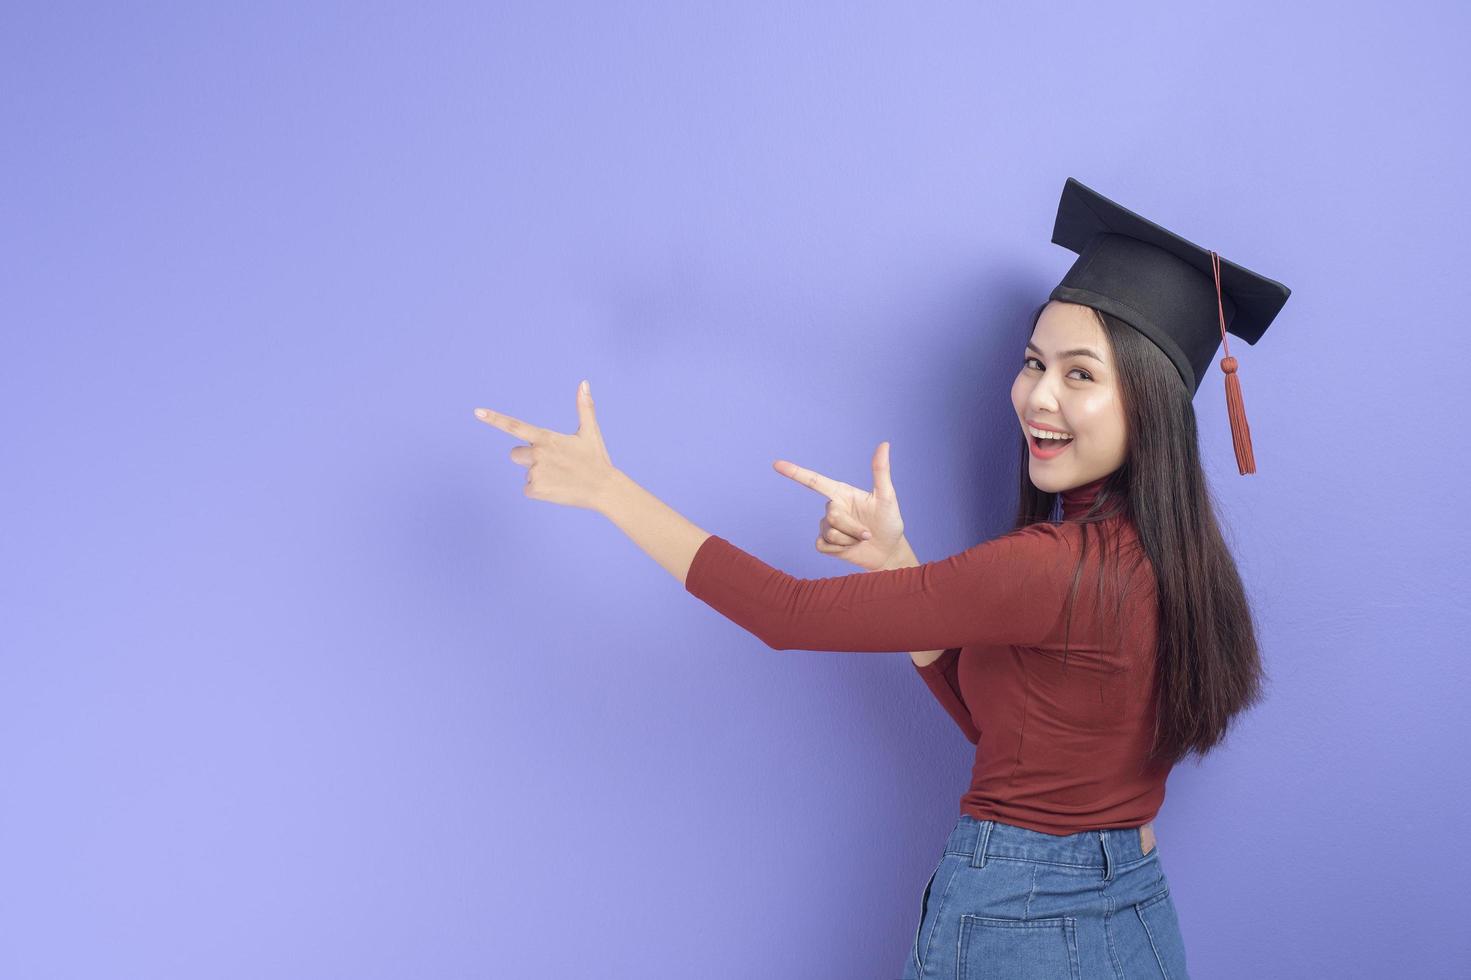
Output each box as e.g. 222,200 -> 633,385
474,407 -> 547,443
773,459 -> 843,501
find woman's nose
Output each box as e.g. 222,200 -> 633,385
1027,376 -> 1063,412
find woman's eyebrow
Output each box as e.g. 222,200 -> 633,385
1026,340 -> 1104,364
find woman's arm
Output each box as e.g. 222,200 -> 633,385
594,459 -> 1080,655
884,538 -> 980,743
596,465 -> 986,743
597,469 -> 714,585
882,537 -> 947,668
679,522 -> 1080,653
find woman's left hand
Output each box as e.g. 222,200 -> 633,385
474,380 -> 620,512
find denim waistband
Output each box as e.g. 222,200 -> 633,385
942,814 -> 1154,881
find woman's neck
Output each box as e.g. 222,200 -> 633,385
1060,473 -> 1113,520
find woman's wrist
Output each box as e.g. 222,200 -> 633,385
882,536 -> 919,571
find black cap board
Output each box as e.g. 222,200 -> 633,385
1045,177 -> 1292,474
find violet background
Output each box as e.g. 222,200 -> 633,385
3,2 -> 1468,978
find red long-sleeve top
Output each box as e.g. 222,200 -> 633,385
683,474 -> 1171,835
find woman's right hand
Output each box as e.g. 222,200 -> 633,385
772,441 -> 907,572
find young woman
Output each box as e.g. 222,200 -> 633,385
474,178 -> 1290,978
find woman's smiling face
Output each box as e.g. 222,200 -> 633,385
1011,300 -> 1128,493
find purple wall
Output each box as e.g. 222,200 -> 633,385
4,2 -> 1468,977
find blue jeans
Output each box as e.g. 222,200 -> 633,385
900,815 -> 1189,979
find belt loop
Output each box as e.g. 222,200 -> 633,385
1098,830 -> 1114,881
972,819 -> 994,868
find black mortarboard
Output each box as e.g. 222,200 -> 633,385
1047,177 -> 1291,475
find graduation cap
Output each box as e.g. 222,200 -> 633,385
1047,177 -> 1291,475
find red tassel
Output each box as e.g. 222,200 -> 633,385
1210,251 -> 1256,476
1220,355 -> 1255,475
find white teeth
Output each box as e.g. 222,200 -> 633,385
1027,425 -> 1073,441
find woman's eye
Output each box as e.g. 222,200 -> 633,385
1023,356 -> 1092,381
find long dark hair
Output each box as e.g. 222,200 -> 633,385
1012,301 -> 1266,769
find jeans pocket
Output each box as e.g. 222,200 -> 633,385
957,914 -> 1081,980
908,860 -> 942,974
1133,889 -> 1190,980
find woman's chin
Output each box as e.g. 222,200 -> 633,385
1028,463 -> 1071,492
